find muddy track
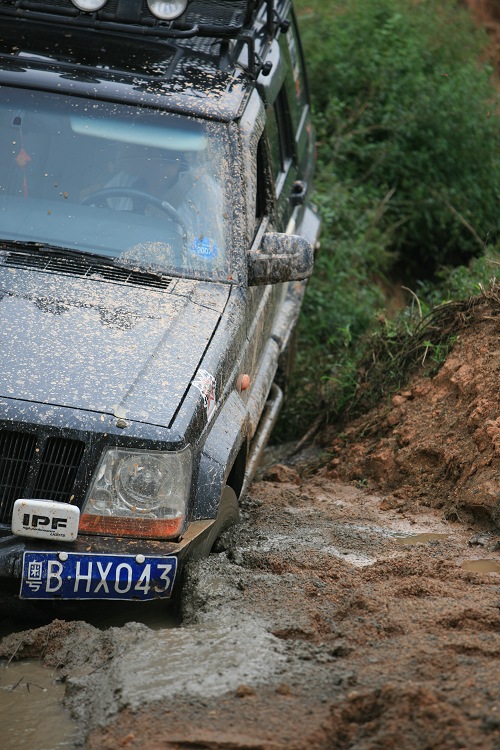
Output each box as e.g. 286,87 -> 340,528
1,469 -> 499,750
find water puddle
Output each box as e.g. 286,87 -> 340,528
461,559 -> 500,574
0,659 -> 79,750
394,533 -> 449,546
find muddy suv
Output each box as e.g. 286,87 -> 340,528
0,0 -> 320,602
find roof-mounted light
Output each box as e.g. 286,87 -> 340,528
146,0 -> 188,21
71,0 -> 107,11
0,0 -> 265,53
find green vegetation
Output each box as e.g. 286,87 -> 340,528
276,0 -> 500,441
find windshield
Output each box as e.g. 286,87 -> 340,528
0,88 -> 233,280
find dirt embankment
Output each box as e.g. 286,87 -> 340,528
323,290 -> 500,529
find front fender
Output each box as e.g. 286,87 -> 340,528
191,390 -> 247,520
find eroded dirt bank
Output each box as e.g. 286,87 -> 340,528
323,288 -> 500,528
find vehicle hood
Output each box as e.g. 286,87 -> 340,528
0,264 -> 230,428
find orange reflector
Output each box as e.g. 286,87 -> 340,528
79,514 -> 184,540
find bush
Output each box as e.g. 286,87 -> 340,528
298,0 -> 500,272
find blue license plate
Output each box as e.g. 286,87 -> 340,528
20,551 -> 177,601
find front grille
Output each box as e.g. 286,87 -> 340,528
33,437 -> 85,502
0,430 -> 85,524
0,431 -> 37,521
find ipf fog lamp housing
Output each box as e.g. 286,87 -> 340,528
80,446 -> 192,539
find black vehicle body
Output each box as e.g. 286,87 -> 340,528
0,0 -> 320,602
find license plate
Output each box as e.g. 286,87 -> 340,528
20,551 -> 177,601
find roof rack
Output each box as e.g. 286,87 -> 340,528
0,0 -> 291,79
0,0 -> 279,40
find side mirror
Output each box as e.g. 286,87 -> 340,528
247,232 -> 314,286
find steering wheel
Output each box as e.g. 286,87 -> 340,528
82,187 -> 188,238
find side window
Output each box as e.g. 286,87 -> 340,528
254,83 -> 297,232
282,12 -> 310,134
265,87 -> 294,197
266,105 -> 282,178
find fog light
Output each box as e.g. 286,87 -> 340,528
71,0 -> 107,10
147,0 -> 188,20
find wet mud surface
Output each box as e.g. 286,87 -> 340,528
1,473 -> 499,750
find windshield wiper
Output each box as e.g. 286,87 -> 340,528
0,239 -> 171,279
0,239 -> 113,264
0,239 -> 180,289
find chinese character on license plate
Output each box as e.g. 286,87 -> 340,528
20,552 -> 177,601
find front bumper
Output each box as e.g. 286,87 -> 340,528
0,519 -> 214,599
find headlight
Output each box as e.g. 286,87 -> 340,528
71,0 -> 108,11
147,0 -> 188,20
80,446 -> 192,539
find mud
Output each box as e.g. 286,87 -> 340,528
323,290 -> 500,529
1,471 -> 499,749
1,659 -> 79,750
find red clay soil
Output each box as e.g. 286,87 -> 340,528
323,289 -> 500,530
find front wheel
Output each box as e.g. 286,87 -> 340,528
172,486 -> 239,617
191,485 -> 239,560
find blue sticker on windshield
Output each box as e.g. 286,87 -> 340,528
190,237 -> 218,259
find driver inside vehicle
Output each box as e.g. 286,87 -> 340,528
100,142 -> 225,272
103,144 -> 187,213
